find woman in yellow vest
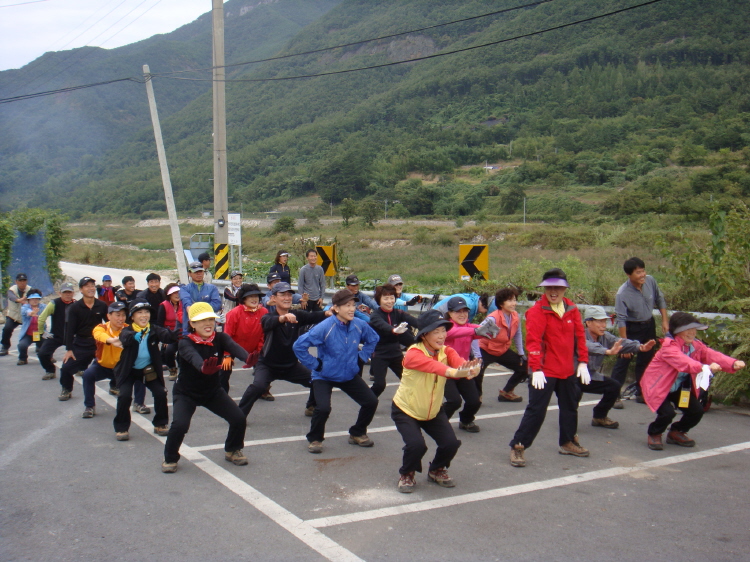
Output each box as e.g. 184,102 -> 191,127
391,310 -> 481,493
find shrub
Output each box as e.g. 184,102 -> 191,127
271,216 -> 297,234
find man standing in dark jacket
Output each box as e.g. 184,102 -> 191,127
136,273 -> 166,321
59,277 -> 108,402
36,282 -> 75,380
237,282 -> 330,418
116,276 -> 138,306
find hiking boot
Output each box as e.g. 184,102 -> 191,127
635,394 -> 646,404
398,472 -> 416,493
42,371 -> 56,380
153,425 -> 169,436
304,406 -> 315,417
498,390 -> 523,402
458,421 -> 480,433
260,391 -> 275,401
161,461 -> 178,473
81,407 -> 95,419
225,449 -> 249,466
612,398 -> 624,410
168,368 -> 178,381
308,441 -> 323,454
133,403 -> 151,414
559,441 -> 590,457
58,389 -> 72,401
17,359 -> 28,365
0,347 -> 8,356
108,387 -> 120,396
427,467 -> 455,488
647,433 -> 664,450
116,432 -> 129,441
348,434 -> 374,447
510,444 -> 526,467
592,417 -> 620,429
666,430 -> 695,447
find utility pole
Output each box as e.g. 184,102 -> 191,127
212,0 -> 229,280
143,64 -> 188,284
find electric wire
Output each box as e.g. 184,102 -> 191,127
0,0 -> 53,7
0,77 -> 144,104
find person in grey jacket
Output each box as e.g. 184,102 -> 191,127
298,249 -> 326,312
581,306 -> 656,429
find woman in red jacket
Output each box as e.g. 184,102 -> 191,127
157,283 -> 183,381
223,284 -> 269,395
509,268 -> 590,468
642,312 -> 744,450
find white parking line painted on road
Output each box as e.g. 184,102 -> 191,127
191,400 -> 601,452
306,440 -> 750,528
83,381 -> 363,562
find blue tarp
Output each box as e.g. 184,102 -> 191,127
9,232 -> 54,296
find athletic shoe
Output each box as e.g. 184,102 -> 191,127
168,368 -> 178,381
498,390 -> 523,402
304,406 -> 315,417
81,407 -> 95,419
592,417 -> 620,429
161,461 -> 178,473
666,430 -> 695,447
348,434 -> 374,447
635,394 -> 646,404
133,403 -> 151,414
108,387 -> 120,396
510,444 -> 526,467
308,441 -> 323,454
647,433 -> 664,450
225,450 -> 249,466
42,371 -> 56,380
260,391 -> 275,401
0,347 -> 8,356
153,426 -> 169,436
116,432 -> 129,441
17,359 -> 28,365
458,421 -> 480,433
58,389 -> 72,401
612,398 -> 624,409
427,467 -> 455,488
559,441 -> 590,457
398,472 -> 415,493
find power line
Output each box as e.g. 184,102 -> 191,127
98,0 -> 166,47
0,0 -> 53,7
0,77 -> 144,104
151,0 -> 555,77
154,0 -> 667,84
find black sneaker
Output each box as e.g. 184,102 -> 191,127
458,421 -> 480,433
133,403 -> 151,414
0,347 -> 8,356
17,359 -> 28,365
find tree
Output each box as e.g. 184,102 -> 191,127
340,198 -> 357,227
271,215 -> 296,234
357,198 -> 379,227
501,184 -> 526,215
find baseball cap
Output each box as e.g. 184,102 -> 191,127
345,274 -> 360,286
332,289 -> 356,306
231,270 -> 243,278
271,282 -> 294,295
447,296 -> 469,312
79,276 -> 96,288
266,272 -> 282,284
128,298 -> 152,316
189,261 -> 205,272
16,273 -> 27,281
416,310 -> 452,338
188,301 -> 219,321
108,301 -> 127,313
102,275 -> 112,281
584,306 -> 609,321
60,283 -> 75,293
387,274 -> 403,285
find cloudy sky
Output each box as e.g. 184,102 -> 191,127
0,0 -> 216,71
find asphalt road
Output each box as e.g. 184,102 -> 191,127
1,334 -> 749,562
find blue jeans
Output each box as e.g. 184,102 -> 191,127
17,333 -> 39,361
82,361 -> 145,408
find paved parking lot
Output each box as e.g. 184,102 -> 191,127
1,342 -> 749,561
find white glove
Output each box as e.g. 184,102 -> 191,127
696,364 -> 713,390
453,367 -> 470,378
42,331 -> 53,339
475,316 -> 500,339
531,371 -> 546,389
392,322 -> 409,334
576,363 -> 591,385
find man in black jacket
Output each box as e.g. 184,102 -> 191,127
36,282 -> 75,380
238,282 -> 330,418
59,277 -> 108,401
136,273 -> 166,321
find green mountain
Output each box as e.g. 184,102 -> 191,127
2,0 -> 749,220
0,0 -> 343,211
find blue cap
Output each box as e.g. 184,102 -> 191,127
102,275 -> 112,281
27,293 -> 42,300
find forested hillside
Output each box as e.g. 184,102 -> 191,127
3,0 -> 749,221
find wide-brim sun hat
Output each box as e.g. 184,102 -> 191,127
537,267 -> 570,288
416,309 -> 453,338
237,283 -> 264,302
188,301 -> 219,321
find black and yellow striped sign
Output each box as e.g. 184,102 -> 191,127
315,244 -> 337,277
214,243 -> 229,280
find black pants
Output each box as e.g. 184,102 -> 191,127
164,388 -> 246,463
113,369 -> 169,432
238,361 -> 315,416
648,388 -> 704,436
370,353 -> 403,397
60,339 -> 97,392
37,335 -> 64,374
307,376 -> 378,443
477,348 -> 527,396
611,319 -> 657,393
391,402 -> 461,475
17,334 -> 39,361
443,378 -> 481,424
161,342 -> 178,370
577,376 -> 621,419
510,375 -> 579,449
1,318 -> 20,349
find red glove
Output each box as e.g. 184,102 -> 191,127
243,351 -> 260,369
201,357 -> 222,375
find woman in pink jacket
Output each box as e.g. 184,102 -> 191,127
642,312 -> 745,450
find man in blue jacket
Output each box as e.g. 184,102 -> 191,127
294,289 -> 379,454
179,261 -> 222,335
